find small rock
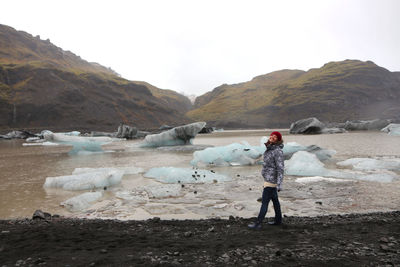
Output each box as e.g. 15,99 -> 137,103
32,210 -> 46,220
100,249 -> 108,254
184,231 -> 192,237
380,237 -> 389,243
380,244 -> 390,251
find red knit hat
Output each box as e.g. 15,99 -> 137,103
270,131 -> 282,141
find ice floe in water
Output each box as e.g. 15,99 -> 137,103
381,123 -> 400,136
140,122 -> 206,147
283,142 -> 336,161
337,158 -> 400,171
44,170 -> 124,190
286,151 -> 397,182
43,131 -> 113,155
61,191 -> 103,212
144,167 -> 231,184
191,142 -> 264,167
190,138 -> 335,167
285,151 -> 341,177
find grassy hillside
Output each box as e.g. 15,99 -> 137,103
0,24 -> 192,132
187,60 -> 400,128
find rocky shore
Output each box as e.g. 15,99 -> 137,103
1,211 -> 399,266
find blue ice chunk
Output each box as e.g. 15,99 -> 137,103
191,138 -> 335,167
144,167 -> 231,184
44,170 -> 124,190
381,123 -> 400,136
286,151 -> 397,182
43,131 -> 113,155
191,142 -> 264,167
283,142 -> 336,161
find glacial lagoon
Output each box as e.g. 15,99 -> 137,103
0,129 -> 399,220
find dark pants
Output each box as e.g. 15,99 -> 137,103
257,187 -> 282,223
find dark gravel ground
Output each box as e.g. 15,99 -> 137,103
1,211 -> 399,266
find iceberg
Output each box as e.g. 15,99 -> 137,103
285,151 -> 341,177
43,131 -> 113,154
190,139 -> 335,167
140,122 -> 206,147
289,117 -> 326,134
61,191 -> 103,212
381,123 -> 400,136
286,151 -> 397,182
191,142 -> 264,167
283,142 -> 336,161
43,170 -> 124,190
144,167 -> 231,184
344,119 -> 390,131
336,158 -> 400,171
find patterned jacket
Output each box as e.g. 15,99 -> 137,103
261,142 -> 284,190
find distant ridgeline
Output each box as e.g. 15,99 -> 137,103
187,60 -> 400,128
0,24 -> 192,132
1,24 -> 400,132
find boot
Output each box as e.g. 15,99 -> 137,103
248,221 -> 262,230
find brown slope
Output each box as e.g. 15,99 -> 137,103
187,60 -> 400,128
0,24 -> 192,132
133,81 -> 192,114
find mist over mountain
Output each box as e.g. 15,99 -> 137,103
187,60 -> 400,128
0,24 -> 192,132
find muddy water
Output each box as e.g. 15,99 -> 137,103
0,130 -> 399,219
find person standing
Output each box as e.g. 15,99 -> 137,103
248,131 -> 284,229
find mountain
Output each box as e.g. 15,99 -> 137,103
187,60 -> 400,128
0,24 -> 192,132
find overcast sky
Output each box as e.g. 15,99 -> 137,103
2,0 -> 400,96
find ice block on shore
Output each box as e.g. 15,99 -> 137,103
61,191 -> 103,212
44,170 -> 124,190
